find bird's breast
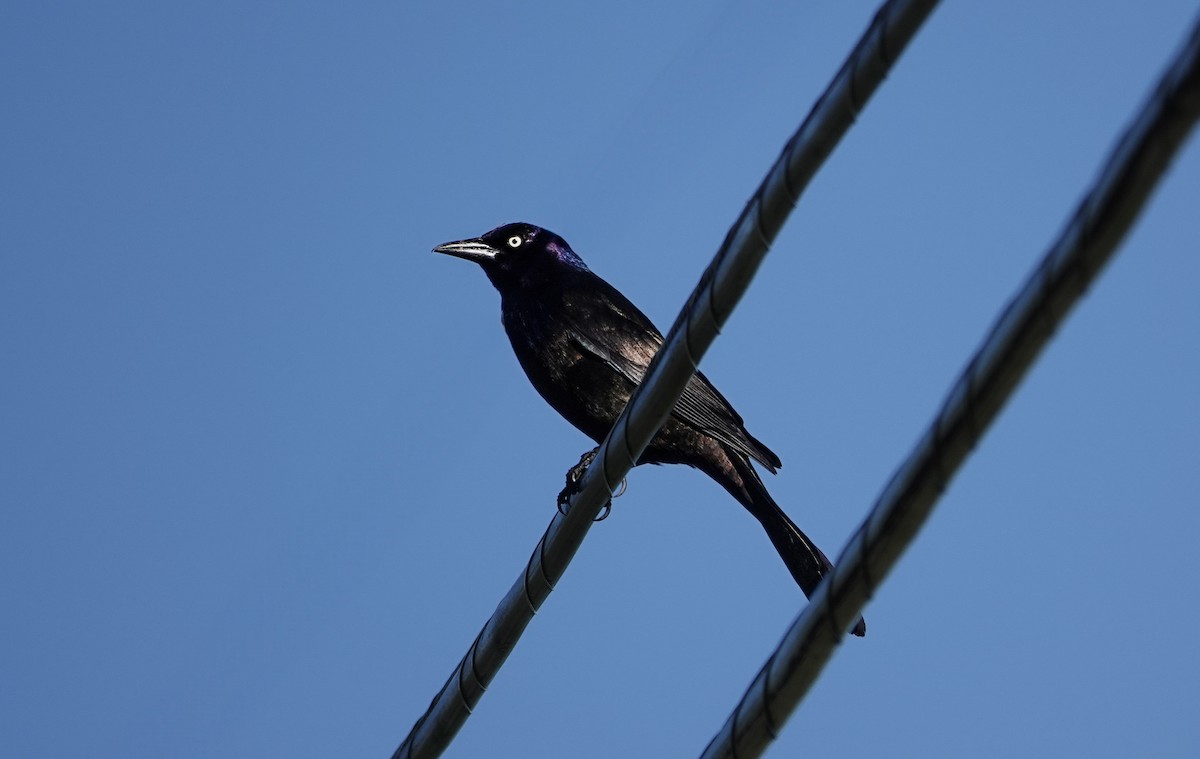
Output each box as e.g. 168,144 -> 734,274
500,300 -> 636,443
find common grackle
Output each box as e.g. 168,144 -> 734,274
435,222 -> 865,637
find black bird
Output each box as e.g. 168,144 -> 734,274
435,222 -> 865,636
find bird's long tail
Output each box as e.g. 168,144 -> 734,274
726,454 -> 867,637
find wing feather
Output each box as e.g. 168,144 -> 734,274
563,281 -> 780,471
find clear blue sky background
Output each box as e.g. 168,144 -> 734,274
3,2 -> 1198,757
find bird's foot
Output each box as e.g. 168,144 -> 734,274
557,447 -> 623,521
557,448 -> 598,516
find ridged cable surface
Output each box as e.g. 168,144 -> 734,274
392,2 -> 941,756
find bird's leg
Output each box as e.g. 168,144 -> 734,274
557,447 -> 626,521
557,447 -> 599,514
559,444 -> 633,521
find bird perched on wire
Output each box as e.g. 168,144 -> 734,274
434,222 -> 865,637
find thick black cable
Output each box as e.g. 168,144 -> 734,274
392,2 -> 941,756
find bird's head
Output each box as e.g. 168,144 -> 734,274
434,222 -> 589,291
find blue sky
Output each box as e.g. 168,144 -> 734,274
3,2 -> 1198,757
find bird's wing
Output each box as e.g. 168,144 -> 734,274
676,369 -> 781,472
564,283 -> 780,472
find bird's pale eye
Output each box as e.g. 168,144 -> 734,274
507,235 -> 522,248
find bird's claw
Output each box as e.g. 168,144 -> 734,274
557,448 -> 623,521
557,448 -> 597,513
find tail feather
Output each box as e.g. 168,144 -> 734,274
727,454 -> 867,637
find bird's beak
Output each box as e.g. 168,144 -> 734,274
433,237 -> 498,264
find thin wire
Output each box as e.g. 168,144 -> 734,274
700,12 -> 1200,759
390,1 -> 942,757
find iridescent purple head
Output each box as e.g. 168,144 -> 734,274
434,222 -> 590,291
